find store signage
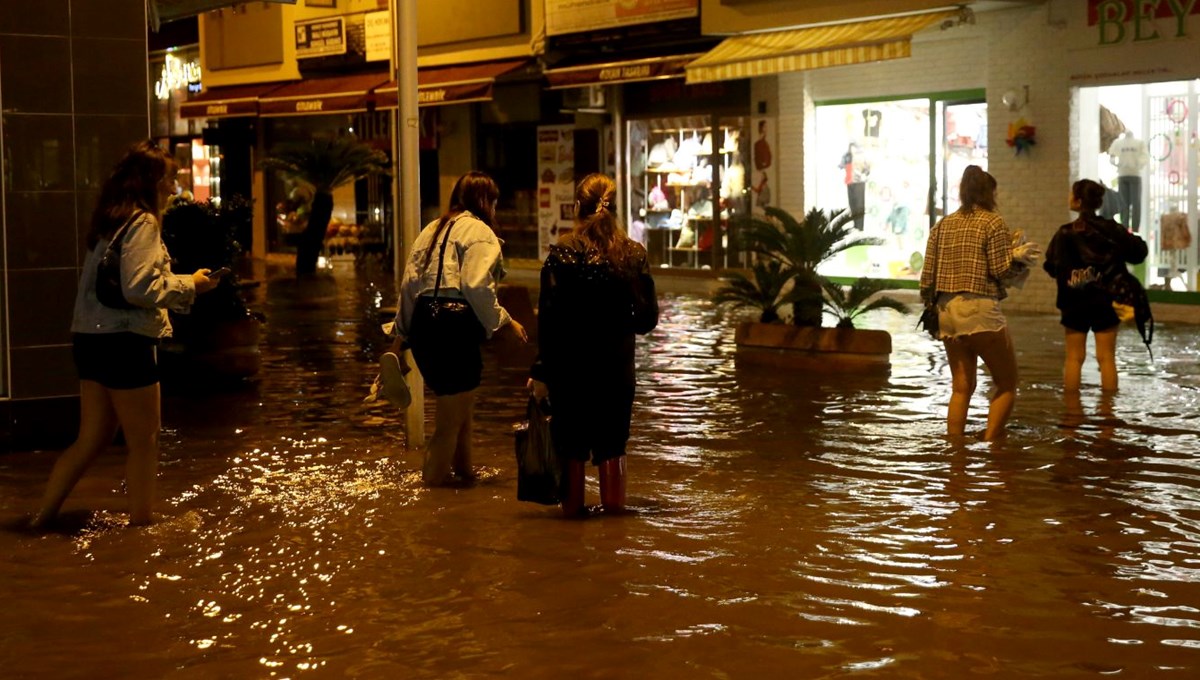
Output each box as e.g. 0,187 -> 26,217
154,54 -> 202,100
547,55 -> 695,88
365,10 -> 391,62
545,0 -> 697,37
1089,0 -> 1198,45
295,17 -> 346,58
206,104 -> 228,116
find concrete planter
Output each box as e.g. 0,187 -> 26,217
734,321 -> 892,372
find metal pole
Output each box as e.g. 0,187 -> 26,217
391,0 -> 424,448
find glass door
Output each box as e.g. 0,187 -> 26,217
936,100 -> 988,218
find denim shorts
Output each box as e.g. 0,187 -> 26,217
935,292 -> 1007,340
72,332 -> 159,389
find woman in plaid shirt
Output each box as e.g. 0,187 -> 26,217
921,166 -> 1022,441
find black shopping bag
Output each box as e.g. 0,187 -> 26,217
514,397 -> 559,505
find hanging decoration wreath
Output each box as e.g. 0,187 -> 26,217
1006,117 -> 1037,155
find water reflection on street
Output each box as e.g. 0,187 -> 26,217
2,262 -> 1199,678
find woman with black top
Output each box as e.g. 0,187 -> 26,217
1044,179 -> 1148,392
529,174 -> 659,517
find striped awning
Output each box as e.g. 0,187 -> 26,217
685,10 -> 958,84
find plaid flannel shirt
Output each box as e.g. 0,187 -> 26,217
920,208 -> 1015,302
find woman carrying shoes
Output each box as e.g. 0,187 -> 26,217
390,171 -> 527,485
529,173 -> 659,517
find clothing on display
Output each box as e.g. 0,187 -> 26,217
863,109 -> 882,137
1116,175 -> 1141,231
1107,132 -> 1148,231
1160,212 -> 1191,251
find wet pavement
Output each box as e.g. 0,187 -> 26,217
2,260 -> 1199,678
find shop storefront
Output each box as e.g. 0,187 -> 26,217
151,46 -> 222,205
623,79 -> 753,270
692,0 -> 1200,319
812,92 -> 987,280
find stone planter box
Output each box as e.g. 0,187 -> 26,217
734,321 -> 892,372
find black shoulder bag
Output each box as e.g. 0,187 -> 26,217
409,218 -> 486,344
96,211 -> 143,310
917,225 -> 942,338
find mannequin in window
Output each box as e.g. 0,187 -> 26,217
1106,131 -> 1148,232
839,142 -> 869,230
754,120 -> 772,171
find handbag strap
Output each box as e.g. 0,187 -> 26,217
431,216 -> 460,301
108,210 -> 144,253
928,219 -> 944,302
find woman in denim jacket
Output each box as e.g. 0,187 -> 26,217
31,141 -> 220,528
389,171 -> 527,485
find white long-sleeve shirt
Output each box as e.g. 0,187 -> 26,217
394,211 -> 511,341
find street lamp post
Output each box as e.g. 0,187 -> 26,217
390,0 -> 424,448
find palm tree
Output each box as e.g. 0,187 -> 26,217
712,259 -> 813,323
821,277 -> 910,329
261,136 -> 388,276
735,207 -> 884,326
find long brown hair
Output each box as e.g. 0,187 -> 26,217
423,171 -> 500,269
570,173 -> 628,264
958,165 -> 997,213
87,140 -> 175,249
1070,178 -> 1108,232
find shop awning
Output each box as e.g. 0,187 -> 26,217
179,81 -> 286,119
544,54 -> 704,90
376,59 -> 532,108
685,10 -> 959,84
258,72 -> 393,117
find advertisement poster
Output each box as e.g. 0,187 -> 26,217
537,125 -> 576,260
546,0 -> 698,37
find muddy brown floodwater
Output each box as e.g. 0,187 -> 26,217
2,262 -> 1199,678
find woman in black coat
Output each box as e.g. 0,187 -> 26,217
1043,179 -> 1148,392
529,173 -> 659,517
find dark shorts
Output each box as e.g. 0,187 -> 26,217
1061,300 -> 1120,333
72,332 -> 159,389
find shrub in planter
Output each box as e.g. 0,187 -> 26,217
160,196 -> 263,384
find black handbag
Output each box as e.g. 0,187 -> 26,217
409,217 -> 486,343
96,211 -> 142,310
513,397 -> 559,505
917,222 -> 943,339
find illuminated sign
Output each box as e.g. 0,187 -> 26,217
155,53 -> 202,100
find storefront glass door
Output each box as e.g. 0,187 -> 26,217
813,93 -> 986,281
1077,80 -> 1198,294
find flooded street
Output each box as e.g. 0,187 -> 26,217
2,262 -> 1199,678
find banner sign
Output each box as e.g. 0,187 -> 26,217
536,125 -> 576,260
295,17 -> 346,58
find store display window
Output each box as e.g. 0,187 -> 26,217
813,94 -> 987,280
627,115 -> 750,270
1076,80 -> 1198,294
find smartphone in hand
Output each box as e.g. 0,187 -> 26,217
208,267 -> 232,279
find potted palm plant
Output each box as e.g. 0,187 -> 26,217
160,195 -> 263,384
735,207 -> 882,326
260,135 -> 388,276
715,206 -> 908,372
